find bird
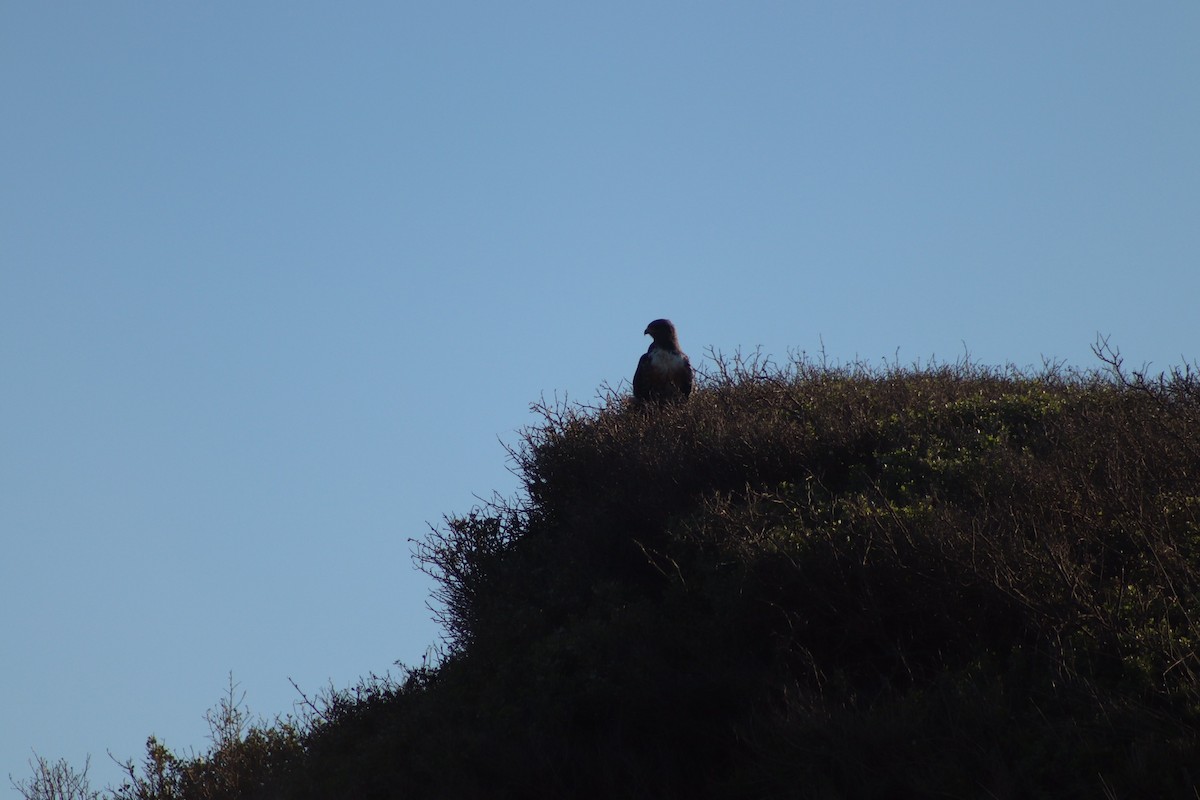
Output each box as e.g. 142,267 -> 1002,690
632,318 -> 693,403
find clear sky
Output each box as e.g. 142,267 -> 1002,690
2,2 -> 1197,791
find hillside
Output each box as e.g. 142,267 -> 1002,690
20,347 -> 1200,799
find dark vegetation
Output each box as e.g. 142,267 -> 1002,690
17,342 -> 1200,799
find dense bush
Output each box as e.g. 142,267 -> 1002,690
20,345 -> 1200,798
410,347 -> 1200,797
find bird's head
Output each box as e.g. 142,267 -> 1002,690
644,318 -> 679,346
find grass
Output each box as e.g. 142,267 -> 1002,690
17,343 -> 1200,799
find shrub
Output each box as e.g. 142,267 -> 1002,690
25,346 -> 1200,798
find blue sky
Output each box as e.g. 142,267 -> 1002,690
2,2 -> 1197,791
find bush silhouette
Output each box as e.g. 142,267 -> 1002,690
24,345 -> 1200,799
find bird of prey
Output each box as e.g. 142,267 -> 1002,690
632,318 -> 693,403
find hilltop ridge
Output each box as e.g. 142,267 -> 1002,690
19,348 -> 1200,799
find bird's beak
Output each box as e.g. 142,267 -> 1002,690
643,327 -> 651,336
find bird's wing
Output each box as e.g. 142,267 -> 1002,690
674,354 -> 694,397
632,352 -> 656,400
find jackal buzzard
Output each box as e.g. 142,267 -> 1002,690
632,319 -> 693,403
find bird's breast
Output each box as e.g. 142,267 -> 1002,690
650,348 -> 687,371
